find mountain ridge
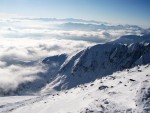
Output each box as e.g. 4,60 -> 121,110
0,34 -> 150,95
39,34 -> 150,93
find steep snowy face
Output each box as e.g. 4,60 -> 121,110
55,40 -> 150,90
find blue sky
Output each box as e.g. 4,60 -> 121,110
0,0 -> 150,27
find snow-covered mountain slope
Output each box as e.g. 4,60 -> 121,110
0,65 -> 149,113
45,37 -> 150,91
1,34 -> 150,96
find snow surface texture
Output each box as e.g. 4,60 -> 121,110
0,65 -> 150,113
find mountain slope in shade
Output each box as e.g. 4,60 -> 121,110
0,65 -> 149,113
47,38 -> 150,91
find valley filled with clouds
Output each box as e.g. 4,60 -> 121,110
0,18 -> 148,94
0,0 -> 150,112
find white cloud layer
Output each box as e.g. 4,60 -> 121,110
0,18 -> 143,42
0,37 -> 94,94
0,18 -> 146,94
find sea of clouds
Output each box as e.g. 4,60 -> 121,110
0,18 -> 145,94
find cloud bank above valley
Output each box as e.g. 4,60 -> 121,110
0,18 -> 149,94
0,18 -> 145,42
0,37 -> 93,94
